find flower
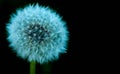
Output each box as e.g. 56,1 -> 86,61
6,4 -> 69,64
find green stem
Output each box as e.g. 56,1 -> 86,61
30,61 -> 36,74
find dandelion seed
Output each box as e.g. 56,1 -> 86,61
6,4 -> 69,64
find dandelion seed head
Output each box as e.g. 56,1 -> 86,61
6,4 -> 69,64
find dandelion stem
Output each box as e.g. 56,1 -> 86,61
30,61 -> 36,74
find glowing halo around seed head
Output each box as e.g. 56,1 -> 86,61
6,4 -> 69,64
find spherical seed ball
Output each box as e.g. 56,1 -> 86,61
6,4 -> 69,64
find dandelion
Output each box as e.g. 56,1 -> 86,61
6,4 -> 69,64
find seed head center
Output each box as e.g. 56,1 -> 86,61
24,24 -> 50,43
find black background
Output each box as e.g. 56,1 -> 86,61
0,0 -> 82,74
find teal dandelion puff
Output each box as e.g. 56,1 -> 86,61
6,4 -> 69,64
